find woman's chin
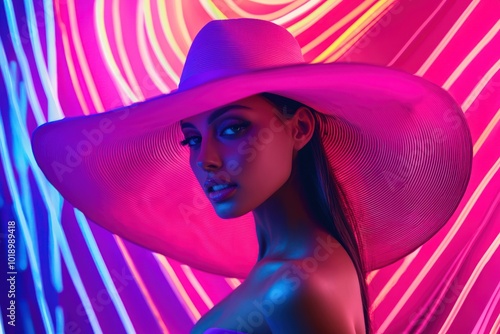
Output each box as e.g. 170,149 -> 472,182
213,204 -> 249,219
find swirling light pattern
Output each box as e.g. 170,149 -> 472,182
0,0 -> 499,333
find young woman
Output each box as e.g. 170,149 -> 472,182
31,18 -> 473,334
183,93 -> 369,333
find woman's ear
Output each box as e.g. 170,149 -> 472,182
292,106 -> 315,152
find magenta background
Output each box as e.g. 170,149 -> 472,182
0,0 -> 498,333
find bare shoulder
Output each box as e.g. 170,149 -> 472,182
263,242 -> 365,333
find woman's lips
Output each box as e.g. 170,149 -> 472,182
208,184 -> 237,202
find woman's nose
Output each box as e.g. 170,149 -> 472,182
196,137 -> 222,171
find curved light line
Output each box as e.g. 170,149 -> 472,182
443,20 -> 500,90
23,0 -> 64,121
366,269 -> 379,285
326,1 -> 397,62
477,281 -> 500,333
44,1 -> 59,112
462,60 -> 500,112
416,0 -> 481,76
199,0 -> 226,20
473,108 -> 500,157
387,0 -> 448,67
143,0 -> 180,84
225,277 -> 242,290
286,0 -> 342,36
55,306 -> 64,334
370,248 -> 421,312
94,0 -> 136,104
324,0 -> 397,63
73,210 -> 136,334
180,265 -> 215,309
112,0 -> 145,100
58,36 -> 88,115
0,121 -> 54,334
66,0 -> 107,111
223,0 -> 311,22
0,308 -> 4,331
137,0 -> 171,94
154,255 -> 201,322
380,15 -> 498,327
55,220 -> 104,334
301,0 -> 376,55
489,311 -> 500,334
114,236 -> 170,334
0,40 -> 104,333
54,0 -> 91,115
174,0 -> 192,47
439,232 -> 500,334
158,0 -> 186,63
2,1 -> 46,125
377,156 -> 500,332
249,0 -> 295,4
45,0 -> 58,112
8,61 -> 33,273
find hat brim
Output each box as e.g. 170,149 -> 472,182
31,62 -> 473,278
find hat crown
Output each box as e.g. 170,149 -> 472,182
178,18 -> 305,90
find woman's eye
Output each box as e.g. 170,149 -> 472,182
221,122 -> 250,136
179,122 -> 249,148
179,136 -> 200,147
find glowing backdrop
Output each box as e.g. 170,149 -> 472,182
0,0 -> 499,333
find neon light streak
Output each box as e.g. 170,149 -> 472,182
416,0 -> 481,76
115,236 -> 170,333
73,210 -> 136,333
443,20 -> 500,90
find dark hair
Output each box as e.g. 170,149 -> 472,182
260,92 -> 372,334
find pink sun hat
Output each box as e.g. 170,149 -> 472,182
31,18 -> 472,278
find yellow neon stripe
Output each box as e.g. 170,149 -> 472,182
302,0 -> 376,55
203,0 -> 228,20
158,0 -> 186,63
136,0 -> 171,93
325,0 -> 397,62
174,0 -> 192,46
224,0 -> 308,21
143,0 -> 180,84
313,0 -> 393,63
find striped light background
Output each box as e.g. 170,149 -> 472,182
0,0 -> 498,333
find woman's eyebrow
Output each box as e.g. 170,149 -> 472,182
180,104 -> 251,129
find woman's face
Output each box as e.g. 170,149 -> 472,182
180,94 -> 296,218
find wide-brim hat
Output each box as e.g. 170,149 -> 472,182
31,18 -> 472,278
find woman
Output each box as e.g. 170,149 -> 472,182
183,93 -> 369,333
31,18 -> 472,333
